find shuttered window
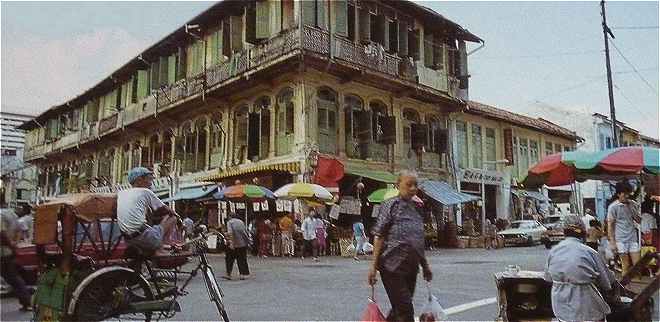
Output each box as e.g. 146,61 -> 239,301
398,21 -> 408,56
388,20 -> 398,53
137,70 -> 150,99
246,2 -> 257,44
159,56 -> 168,87
347,3 -> 356,41
230,15 -> 244,52
333,0 -> 348,36
433,35 -> 444,70
177,47 -> 187,80
222,20 -> 232,57
471,124 -> 482,169
408,29 -> 420,60
282,0 -> 295,29
150,61 -> 160,90
486,128 -> 496,170
456,121 -> 468,169
120,81 -> 129,109
167,54 -> 177,84
359,7 -> 370,43
424,32 -> 434,68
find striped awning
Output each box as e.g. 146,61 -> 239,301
197,161 -> 301,182
419,180 -> 480,206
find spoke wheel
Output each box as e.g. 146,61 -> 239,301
73,270 -> 154,322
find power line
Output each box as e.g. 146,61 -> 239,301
609,38 -> 659,96
611,26 -> 659,30
474,50 -> 602,60
612,83 -> 653,121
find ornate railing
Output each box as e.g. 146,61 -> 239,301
52,131 -> 80,150
98,114 -> 119,134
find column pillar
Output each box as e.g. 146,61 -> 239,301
269,104 -> 276,158
337,94 -> 346,158
205,120 -> 212,171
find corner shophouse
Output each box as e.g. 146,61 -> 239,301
19,0 -> 483,214
451,101 -> 581,226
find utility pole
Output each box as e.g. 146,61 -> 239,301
601,0 -> 618,147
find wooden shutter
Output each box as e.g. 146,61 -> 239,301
317,0 -> 327,29
137,70 -> 149,99
424,32 -> 434,68
222,20 -> 231,57
177,47 -> 187,80
388,20 -> 398,53
434,128 -> 448,153
301,0 -> 316,26
411,123 -> 428,150
246,3 -> 257,44
150,61 -> 160,90
159,56 -> 168,86
409,29 -> 420,60
433,34 -> 443,70
197,40 -> 206,72
458,40 -> 468,89
334,0 -> 348,36
248,112 -> 260,160
376,15 -> 387,49
256,0 -> 271,39
398,21 -> 408,56
357,110 -> 372,159
271,0 -> 282,35
168,55 -> 177,84
380,116 -> 396,145
230,15 -> 244,52
120,82 -> 129,108
359,7 -> 370,43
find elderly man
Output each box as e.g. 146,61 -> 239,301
545,215 -> 615,322
368,170 -> 433,322
118,167 -> 180,256
607,181 -> 641,276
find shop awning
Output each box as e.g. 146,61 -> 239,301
419,180 -> 480,206
162,185 -> 218,203
345,166 -> 397,183
197,161 -> 301,182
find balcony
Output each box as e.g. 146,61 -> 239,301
25,26 -> 462,161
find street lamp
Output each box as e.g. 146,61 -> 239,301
481,159 -> 509,236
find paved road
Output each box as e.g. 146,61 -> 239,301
1,245 -> 548,321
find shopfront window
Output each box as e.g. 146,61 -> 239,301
317,87 -> 338,154
234,105 -> 249,164
456,120 -> 468,169
344,95 -> 364,159
554,143 -> 562,154
254,96 -> 271,160
276,88 -> 294,156
485,128 -> 496,171
545,142 -> 553,156
471,124 -> 482,169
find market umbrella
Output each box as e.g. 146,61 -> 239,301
522,147 -> 660,188
213,184 -> 275,200
367,187 -> 423,205
273,183 -> 334,202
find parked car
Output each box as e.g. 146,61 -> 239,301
498,220 -> 547,246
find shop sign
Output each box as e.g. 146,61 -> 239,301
461,168 -> 505,185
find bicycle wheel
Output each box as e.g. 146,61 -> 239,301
72,267 -> 154,321
202,266 -> 229,322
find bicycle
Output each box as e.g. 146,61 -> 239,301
69,226 -> 230,322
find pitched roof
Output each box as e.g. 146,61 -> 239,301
466,101 -> 582,141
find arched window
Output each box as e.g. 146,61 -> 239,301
234,105 -> 249,164
193,118 -> 207,171
344,95 -> 364,158
402,109 -> 420,145
254,96 -> 271,160
370,101 -> 388,141
276,88 -> 294,156
149,134 -> 161,165
317,87 -> 338,154
210,113 -> 224,167
427,115 -> 445,153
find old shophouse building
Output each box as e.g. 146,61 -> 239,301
451,101 -> 581,224
20,0 -> 482,201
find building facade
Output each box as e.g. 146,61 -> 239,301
1,111 -> 38,206
20,0 -> 482,201
451,101 -> 580,224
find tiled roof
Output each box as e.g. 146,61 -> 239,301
466,101 -> 582,141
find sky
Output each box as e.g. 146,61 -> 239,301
2,1 -> 658,139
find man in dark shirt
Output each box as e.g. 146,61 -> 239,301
368,170 -> 433,322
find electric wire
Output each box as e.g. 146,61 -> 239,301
611,26 -> 659,30
609,38 -> 659,96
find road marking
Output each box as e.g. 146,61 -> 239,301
444,297 -> 497,315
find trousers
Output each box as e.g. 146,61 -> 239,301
225,247 -> 250,276
380,252 -> 420,322
281,232 -> 294,256
1,256 -> 31,308
303,239 -> 317,258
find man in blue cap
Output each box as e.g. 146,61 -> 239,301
118,167 -> 180,255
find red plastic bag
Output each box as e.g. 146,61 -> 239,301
361,287 -> 387,322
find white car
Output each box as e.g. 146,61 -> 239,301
498,220 -> 547,246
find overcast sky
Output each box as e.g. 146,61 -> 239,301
2,1 -> 658,138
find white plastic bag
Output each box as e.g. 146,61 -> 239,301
362,242 -> 374,254
419,283 -> 448,322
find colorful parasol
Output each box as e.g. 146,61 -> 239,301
213,184 -> 275,200
367,187 -> 423,205
273,183 -> 334,202
522,147 -> 660,188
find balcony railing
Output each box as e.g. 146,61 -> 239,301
52,131 -> 80,151
98,114 -> 119,134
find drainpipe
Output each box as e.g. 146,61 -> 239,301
467,40 -> 485,57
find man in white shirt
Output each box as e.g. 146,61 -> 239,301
118,167 -> 179,255
582,208 -> 596,230
301,210 -> 319,261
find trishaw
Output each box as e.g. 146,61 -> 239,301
495,147 -> 660,321
32,193 -> 229,321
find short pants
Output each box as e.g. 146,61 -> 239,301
616,241 -> 640,254
127,225 -> 164,253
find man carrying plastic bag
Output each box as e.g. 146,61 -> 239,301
367,171 -> 433,322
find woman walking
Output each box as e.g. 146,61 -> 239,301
315,217 -> 327,256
